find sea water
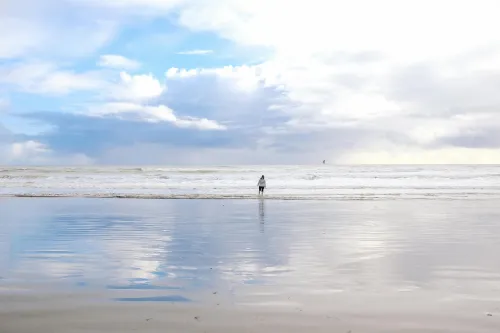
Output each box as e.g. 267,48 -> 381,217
1,165 -> 500,199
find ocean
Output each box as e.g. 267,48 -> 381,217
1,165 -> 500,200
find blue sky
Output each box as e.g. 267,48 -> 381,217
2,0 -> 500,165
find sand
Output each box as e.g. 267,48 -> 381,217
2,198 -> 500,332
1,291 -> 499,333
1,294 -> 500,333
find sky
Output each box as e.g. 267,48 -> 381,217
2,0 -> 500,165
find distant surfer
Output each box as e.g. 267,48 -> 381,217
257,175 -> 266,195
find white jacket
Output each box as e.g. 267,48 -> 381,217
258,178 -> 266,187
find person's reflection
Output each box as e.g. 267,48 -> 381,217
259,198 -> 265,224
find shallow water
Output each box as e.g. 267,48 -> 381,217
1,198 -> 500,311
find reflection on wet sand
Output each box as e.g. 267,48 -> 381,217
259,198 -> 265,224
1,198 -> 500,317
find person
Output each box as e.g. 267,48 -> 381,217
257,175 -> 266,195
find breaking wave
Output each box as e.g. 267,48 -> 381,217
2,165 -> 500,200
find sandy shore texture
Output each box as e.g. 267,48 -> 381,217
1,293 -> 499,333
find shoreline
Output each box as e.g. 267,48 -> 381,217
1,193 -> 498,200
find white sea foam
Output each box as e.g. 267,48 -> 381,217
1,165 -> 500,200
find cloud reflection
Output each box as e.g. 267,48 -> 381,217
1,198 -> 500,303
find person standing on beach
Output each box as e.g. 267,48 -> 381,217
258,175 -> 266,195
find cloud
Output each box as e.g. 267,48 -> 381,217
0,122 -> 91,165
98,54 -> 141,70
85,70 -> 227,130
109,72 -> 165,101
0,123 -> 12,141
162,65 -> 291,132
19,111 -> 236,159
97,143 -> 315,165
175,0 -> 500,60
0,61 -> 106,95
3,0 -> 500,164
0,61 -> 164,105
72,0 -> 187,12
161,52 -> 500,162
0,17 -> 49,59
169,0 -> 500,162
86,102 -> 226,130
14,69 -> 313,163
165,65 -> 281,93
177,49 -> 213,55
6,140 -> 92,165
10,140 -> 50,159
0,0 -> 116,60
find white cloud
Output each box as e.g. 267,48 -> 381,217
4,0 -> 500,163
176,0 -> 500,61
109,72 -> 165,101
1,140 -> 93,165
73,0 -> 188,12
0,61 -> 106,95
87,102 -> 226,130
98,54 -> 141,70
0,62 -> 164,101
177,49 -> 213,55
175,116 -> 227,130
157,0 -> 500,162
0,18 -> 49,59
10,140 -> 50,159
0,59 -> 225,131
172,1 -> 500,160
166,65 -> 276,93
0,1 -> 116,60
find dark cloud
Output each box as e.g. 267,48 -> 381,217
12,46 -> 500,164
20,112 -> 252,156
0,123 -> 10,140
11,73 -> 298,162
0,121 -> 29,144
161,73 -> 290,128
439,128 -> 500,149
17,111 -> 336,164
388,62 -> 500,117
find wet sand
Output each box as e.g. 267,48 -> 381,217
1,198 -> 500,332
1,292 -> 499,333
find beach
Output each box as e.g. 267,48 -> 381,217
1,194 -> 500,332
